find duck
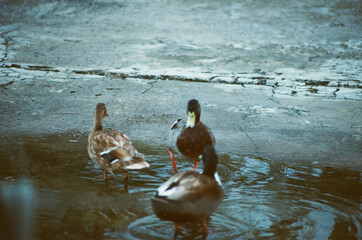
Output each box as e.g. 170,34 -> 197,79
167,99 -> 215,173
151,145 -> 223,234
87,103 -> 149,180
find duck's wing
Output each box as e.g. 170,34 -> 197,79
153,171 -> 223,222
157,172 -> 217,202
202,122 -> 215,145
92,130 -> 149,169
167,119 -> 185,151
156,172 -> 195,198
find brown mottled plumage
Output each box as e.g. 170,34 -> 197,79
87,103 -> 149,180
152,145 -> 222,234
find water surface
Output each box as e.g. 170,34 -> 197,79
0,132 -> 360,239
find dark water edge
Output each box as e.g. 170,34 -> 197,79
0,131 -> 361,239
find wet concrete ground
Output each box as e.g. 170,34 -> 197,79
0,0 -> 361,169
0,68 -> 361,169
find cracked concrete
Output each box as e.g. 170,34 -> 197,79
0,66 -> 360,169
0,0 -> 361,169
2,63 -> 361,99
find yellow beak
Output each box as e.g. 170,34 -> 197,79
186,111 -> 196,128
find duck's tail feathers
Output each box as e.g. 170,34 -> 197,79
124,157 -> 150,169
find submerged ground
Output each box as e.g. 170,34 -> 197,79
0,0 -> 361,239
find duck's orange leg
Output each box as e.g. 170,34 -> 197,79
95,170 -> 111,180
201,220 -> 208,234
173,222 -> 181,232
193,161 -> 199,171
124,175 -> 129,191
168,149 -> 178,173
103,170 -> 111,179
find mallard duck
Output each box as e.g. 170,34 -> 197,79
151,145 -> 223,234
167,99 -> 215,173
87,103 -> 149,180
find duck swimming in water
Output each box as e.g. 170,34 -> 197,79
152,145 -> 222,234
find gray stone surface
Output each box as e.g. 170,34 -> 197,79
0,0 -> 361,169
0,68 -> 360,169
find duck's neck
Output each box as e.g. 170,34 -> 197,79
202,163 -> 217,179
195,113 -> 200,124
92,114 -> 103,132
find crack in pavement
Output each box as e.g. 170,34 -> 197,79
0,80 -> 14,88
0,37 -> 9,64
238,124 -> 258,153
3,63 -> 361,88
1,63 -> 361,99
141,80 -> 158,94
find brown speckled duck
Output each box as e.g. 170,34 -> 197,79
151,145 -> 223,234
87,103 -> 149,180
167,99 -> 215,173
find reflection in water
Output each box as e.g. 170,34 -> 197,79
0,132 -> 360,239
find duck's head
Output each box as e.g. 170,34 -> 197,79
186,99 -> 201,128
95,103 -> 108,119
202,145 -> 218,179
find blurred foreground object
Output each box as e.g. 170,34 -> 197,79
0,179 -> 37,240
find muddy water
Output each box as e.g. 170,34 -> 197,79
0,132 -> 360,239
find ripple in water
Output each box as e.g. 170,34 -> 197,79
0,132 -> 360,239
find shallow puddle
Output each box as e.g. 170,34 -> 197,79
0,132 -> 361,239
